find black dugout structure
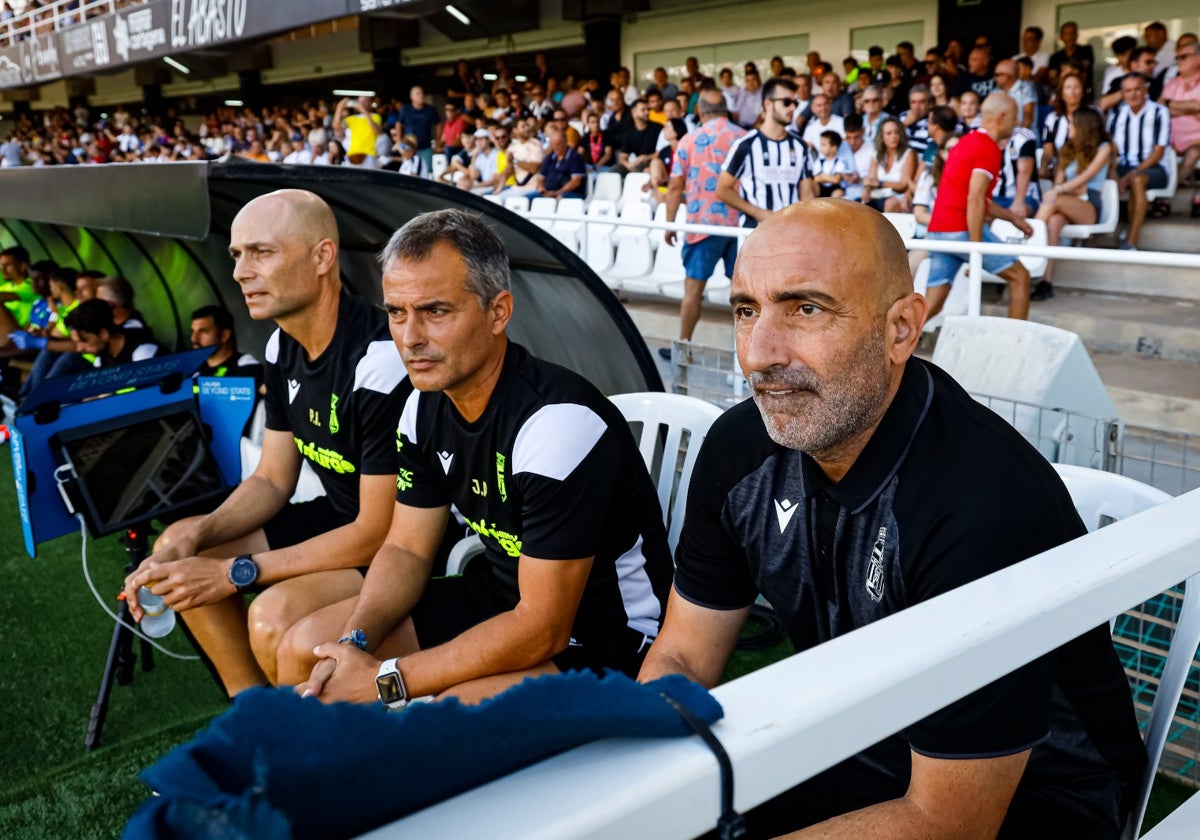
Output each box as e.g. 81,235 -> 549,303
0,161 -> 662,396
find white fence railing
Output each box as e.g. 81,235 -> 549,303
512,210 -> 1200,318
366,488 -> 1200,839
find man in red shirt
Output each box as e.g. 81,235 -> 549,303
440,102 -> 468,158
924,93 -> 1033,320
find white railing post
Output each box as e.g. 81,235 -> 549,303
967,246 -> 983,317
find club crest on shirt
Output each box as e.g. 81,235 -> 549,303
866,526 -> 887,603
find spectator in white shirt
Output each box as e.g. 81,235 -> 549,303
801,94 -> 844,149
718,68 -> 742,116
1013,26 -> 1051,85
1109,74 -> 1171,250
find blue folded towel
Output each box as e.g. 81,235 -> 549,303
124,670 -> 722,839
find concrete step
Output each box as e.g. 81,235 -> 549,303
981,289 -> 1200,364
1054,259 -> 1200,303
1092,354 -> 1200,435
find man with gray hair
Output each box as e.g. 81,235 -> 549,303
288,208 -> 674,706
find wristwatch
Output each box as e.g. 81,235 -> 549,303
375,658 -> 409,710
228,554 -> 259,592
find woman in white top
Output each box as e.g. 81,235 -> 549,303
1033,109 -> 1112,300
863,117 -> 916,212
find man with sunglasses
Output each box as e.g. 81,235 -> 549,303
1100,47 -> 1161,111
718,77 -> 815,229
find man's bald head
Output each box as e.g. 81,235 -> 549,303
237,189 -> 339,249
745,199 -> 912,315
731,199 -> 926,471
980,92 -> 1017,141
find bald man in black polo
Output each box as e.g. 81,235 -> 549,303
640,200 -> 1145,838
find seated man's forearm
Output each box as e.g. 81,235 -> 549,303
342,542 -> 433,647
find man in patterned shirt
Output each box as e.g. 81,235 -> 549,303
661,90 -> 746,361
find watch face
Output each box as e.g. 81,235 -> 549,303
376,673 -> 404,705
230,556 -> 257,588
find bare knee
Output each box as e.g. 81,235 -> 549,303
276,613 -> 330,686
154,516 -> 202,553
1006,264 -> 1031,292
246,587 -> 296,677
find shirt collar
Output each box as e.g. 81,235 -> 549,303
805,358 -> 934,514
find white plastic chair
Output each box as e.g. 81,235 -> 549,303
431,153 -> 447,181
1050,465 -> 1191,840
882,212 -> 917,240
1061,179 -> 1119,241
610,392 -> 724,554
549,198 -> 586,253
592,171 -> 622,203
528,196 -> 558,229
482,193 -> 503,204
619,172 -> 652,207
503,195 -> 531,214
1146,147 -> 1179,202
988,217 -> 1048,280
585,200 -> 619,278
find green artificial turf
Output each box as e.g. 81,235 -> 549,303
0,444 -> 1194,837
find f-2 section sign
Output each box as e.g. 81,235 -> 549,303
0,0 -> 368,90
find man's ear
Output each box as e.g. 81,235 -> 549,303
886,292 -> 928,364
312,238 -> 338,276
489,290 -> 514,336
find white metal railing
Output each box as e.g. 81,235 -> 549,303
512,210 -> 1200,318
0,0 -> 131,45
366,488 -> 1200,839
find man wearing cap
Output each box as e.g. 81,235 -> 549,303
282,134 -> 313,165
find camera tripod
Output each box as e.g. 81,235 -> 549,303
86,525 -> 155,751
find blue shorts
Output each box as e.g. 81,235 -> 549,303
925,227 -> 1018,288
681,235 -> 738,282
1116,163 -> 1168,190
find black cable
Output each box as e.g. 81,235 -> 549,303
659,691 -> 747,840
735,602 -> 786,651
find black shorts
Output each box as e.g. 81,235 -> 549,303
1116,163 -> 1168,190
410,566 -> 653,678
261,497 -> 350,550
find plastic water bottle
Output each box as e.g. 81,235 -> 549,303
137,586 -> 176,638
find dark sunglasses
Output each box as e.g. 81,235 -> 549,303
771,98 -> 798,107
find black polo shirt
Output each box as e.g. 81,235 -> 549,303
677,357 -> 1145,830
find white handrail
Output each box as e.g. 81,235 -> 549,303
0,0 -> 121,44
513,209 -> 1200,317
366,488 -> 1200,839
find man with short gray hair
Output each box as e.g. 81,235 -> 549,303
288,208 -> 674,707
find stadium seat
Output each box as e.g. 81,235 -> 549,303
1050,465 -> 1185,840
585,201 -> 618,280
592,172 -> 622,204
549,198 -> 586,253
610,392 -> 723,554
882,212 -> 917,240
1060,179 -> 1119,242
528,196 -> 558,229
431,154 -> 447,181
503,195 -> 531,214
483,193 -> 503,204
988,217 -> 1048,280
1146,146 -> 1179,203
619,172 -> 652,207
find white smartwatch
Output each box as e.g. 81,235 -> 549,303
375,658 -> 409,710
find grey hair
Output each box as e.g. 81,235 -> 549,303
378,209 -> 511,308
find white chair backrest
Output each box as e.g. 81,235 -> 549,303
587,199 -> 618,218
1050,465 -> 1187,840
990,217 -> 1048,279
529,196 -> 558,217
483,193 -> 503,204
557,197 -> 586,218
620,172 -> 652,205
1097,179 -> 1120,230
882,212 -> 917,240
1146,146 -> 1179,201
592,172 -> 622,203
610,392 -> 724,555
431,153 -> 448,179
503,195 -> 530,214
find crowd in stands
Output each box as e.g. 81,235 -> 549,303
1,21 -> 1198,305
0,0 -> 145,45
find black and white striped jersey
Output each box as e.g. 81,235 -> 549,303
394,342 -> 673,644
722,128 -> 814,228
1107,101 -> 1171,167
992,126 -> 1041,203
901,112 -> 930,155
1041,111 -> 1070,151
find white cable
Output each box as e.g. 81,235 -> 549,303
78,514 -> 200,661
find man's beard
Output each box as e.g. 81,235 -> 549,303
749,321 -> 892,457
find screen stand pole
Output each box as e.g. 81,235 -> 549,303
85,524 -> 156,751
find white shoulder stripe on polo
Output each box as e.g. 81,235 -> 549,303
512,403 -> 607,480
237,352 -> 259,366
398,388 -> 421,445
354,340 -> 408,393
265,328 -> 281,364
